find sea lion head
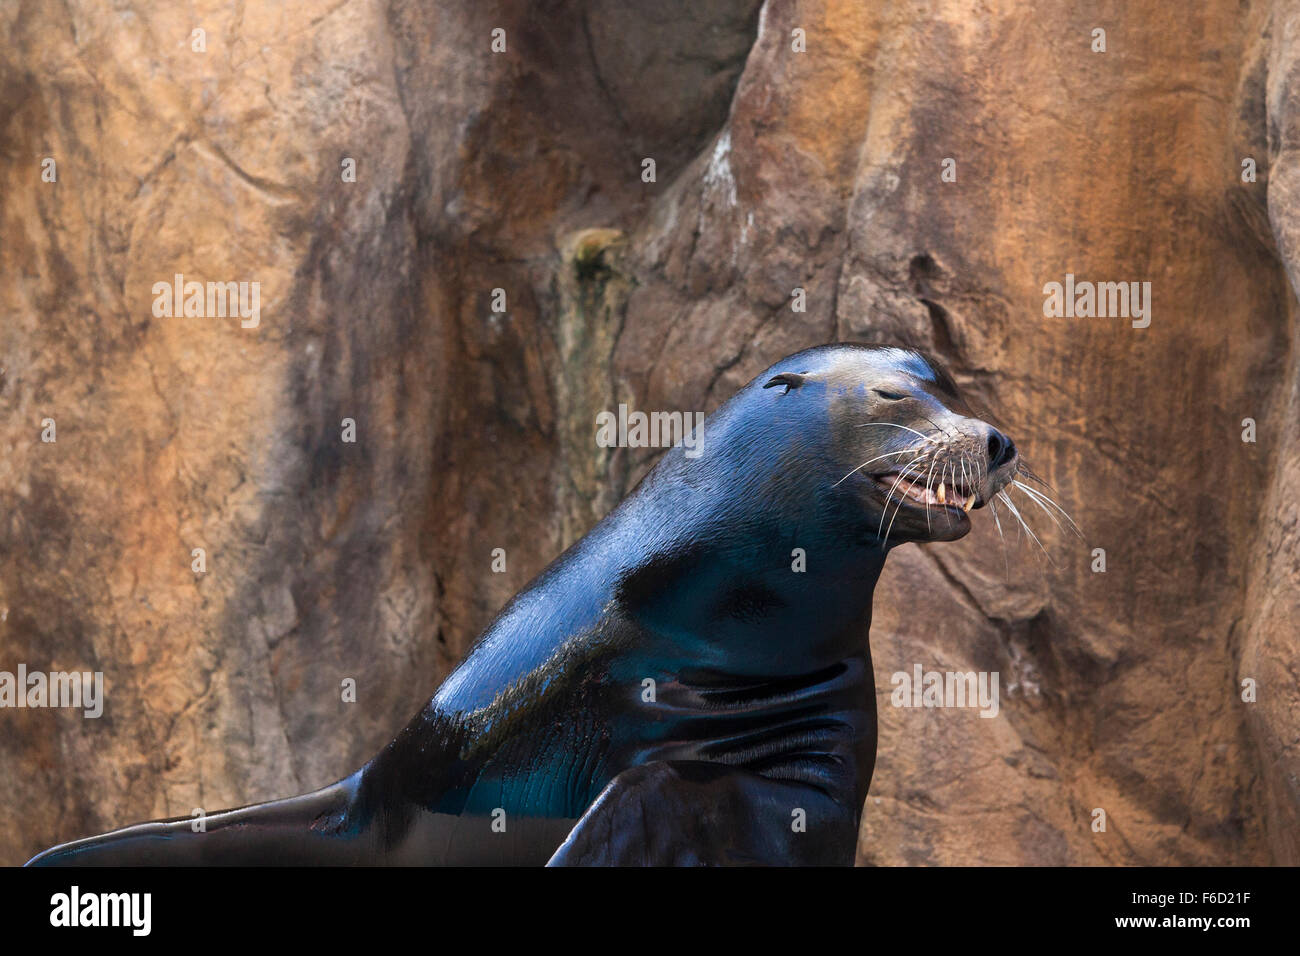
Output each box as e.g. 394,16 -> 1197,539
759,344 -> 1019,546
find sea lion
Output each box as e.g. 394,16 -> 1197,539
27,343 -> 1026,866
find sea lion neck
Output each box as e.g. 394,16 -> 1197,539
430,389 -> 891,715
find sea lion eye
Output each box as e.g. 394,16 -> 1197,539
873,389 -> 907,401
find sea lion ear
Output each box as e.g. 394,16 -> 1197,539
763,372 -> 808,394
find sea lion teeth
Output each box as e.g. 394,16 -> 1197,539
963,496 -> 975,513
937,482 -> 946,504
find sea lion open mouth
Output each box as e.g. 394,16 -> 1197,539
870,470 -> 979,513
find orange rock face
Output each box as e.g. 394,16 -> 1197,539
1,1 -> 1295,864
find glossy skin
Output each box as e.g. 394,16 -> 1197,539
27,344 -> 1018,866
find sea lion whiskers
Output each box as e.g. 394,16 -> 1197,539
834,441 -> 930,487
1008,481 -> 1068,536
882,458 -> 937,545
942,462 -> 954,529
990,497 -> 1011,577
996,489 -> 1054,565
922,454 -> 943,534
879,458 -> 933,543
1013,461 -> 1052,490
960,457 -> 974,513
996,490 -> 1024,549
854,421 -> 938,444
1011,478 -> 1082,538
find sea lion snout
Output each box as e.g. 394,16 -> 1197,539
767,343 -> 1028,545
859,407 -> 1018,544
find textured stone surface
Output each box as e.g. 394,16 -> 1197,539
1,0 -> 1296,865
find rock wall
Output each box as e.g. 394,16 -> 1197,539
1,0 -> 1297,864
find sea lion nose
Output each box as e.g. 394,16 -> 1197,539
984,426 -> 1016,470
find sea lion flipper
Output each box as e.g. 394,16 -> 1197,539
546,760 -> 857,866
25,779 -> 360,866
